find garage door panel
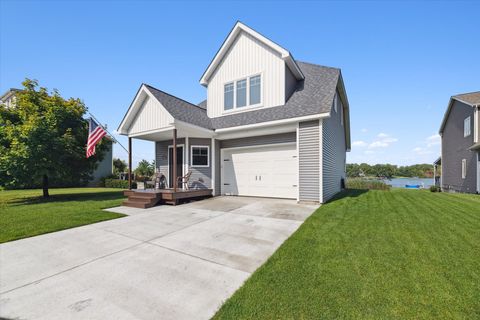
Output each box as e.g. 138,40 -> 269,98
222,144 -> 297,199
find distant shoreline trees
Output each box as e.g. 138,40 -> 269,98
346,163 -> 434,179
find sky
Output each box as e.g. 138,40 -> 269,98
1,0 -> 479,167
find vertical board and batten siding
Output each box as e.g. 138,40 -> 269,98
207,31 -> 285,118
128,95 -> 173,135
155,138 -> 212,189
322,93 -> 346,202
441,100 -> 477,193
298,121 -> 320,202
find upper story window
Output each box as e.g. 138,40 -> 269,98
224,83 -> 234,111
223,74 -> 262,111
236,79 -> 247,108
464,116 -> 471,137
249,75 -> 261,105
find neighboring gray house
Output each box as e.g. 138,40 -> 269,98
118,22 -> 351,203
439,91 -> 480,193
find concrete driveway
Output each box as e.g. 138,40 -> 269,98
0,196 -> 316,320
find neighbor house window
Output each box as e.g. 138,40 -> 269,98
461,159 -> 467,179
224,83 -> 234,110
249,75 -> 261,105
464,116 -> 471,137
191,146 -> 209,167
236,79 -> 247,108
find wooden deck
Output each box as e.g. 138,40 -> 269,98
123,189 -> 213,208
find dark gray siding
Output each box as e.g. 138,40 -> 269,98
323,93 -> 346,202
214,139 -> 221,195
220,132 -> 296,149
188,138 -> 212,189
442,100 -> 477,193
155,137 -> 212,189
285,66 -> 298,101
298,120 -> 320,202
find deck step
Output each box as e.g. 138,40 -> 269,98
122,200 -> 157,209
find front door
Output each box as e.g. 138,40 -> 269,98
168,146 -> 184,188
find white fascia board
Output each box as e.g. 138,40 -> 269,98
214,113 -> 330,134
200,22 -> 303,86
128,126 -> 175,138
173,119 -> 215,137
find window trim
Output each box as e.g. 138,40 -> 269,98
190,145 -> 210,168
461,159 -> 467,179
464,116 -> 471,137
223,73 -> 263,113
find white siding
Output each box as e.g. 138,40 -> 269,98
322,92 -> 346,202
128,96 -> 173,135
207,31 -> 285,118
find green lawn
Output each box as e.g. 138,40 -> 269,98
214,189 -> 480,319
0,188 -> 126,243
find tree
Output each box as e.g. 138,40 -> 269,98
0,79 -> 107,197
113,158 -> 127,175
134,159 -> 154,179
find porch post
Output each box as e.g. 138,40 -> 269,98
173,128 -> 177,192
128,137 -> 132,190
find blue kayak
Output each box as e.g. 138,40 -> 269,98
405,185 -> 421,189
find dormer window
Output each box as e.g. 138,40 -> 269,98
223,74 -> 262,111
224,83 -> 234,110
236,79 -> 247,108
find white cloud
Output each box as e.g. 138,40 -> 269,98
412,147 -> 432,155
361,128 -> 368,133
426,134 -> 441,147
352,140 -> 368,147
364,150 -> 375,155
368,133 -> 398,149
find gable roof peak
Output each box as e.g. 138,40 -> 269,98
199,21 -> 304,86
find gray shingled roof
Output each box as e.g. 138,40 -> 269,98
453,91 -> 480,106
145,61 -> 340,130
144,84 -> 213,129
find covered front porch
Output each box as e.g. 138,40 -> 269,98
124,120 -> 216,208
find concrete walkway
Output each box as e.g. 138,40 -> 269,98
0,196 -> 317,320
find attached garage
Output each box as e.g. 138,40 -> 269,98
221,143 -> 297,199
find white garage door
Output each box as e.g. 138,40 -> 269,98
221,143 -> 297,199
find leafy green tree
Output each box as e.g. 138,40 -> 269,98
0,79 -> 108,197
134,159 -> 154,179
113,158 -> 127,175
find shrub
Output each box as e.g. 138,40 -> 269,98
429,185 -> 441,192
104,179 -> 137,189
346,178 -> 391,190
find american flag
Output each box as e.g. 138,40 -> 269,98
86,118 -> 107,158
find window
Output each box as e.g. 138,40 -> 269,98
224,83 -> 234,110
191,146 -> 209,167
464,116 -> 471,137
249,75 -> 261,105
236,79 -> 247,108
461,159 -> 467,179
223,74 -> 262,112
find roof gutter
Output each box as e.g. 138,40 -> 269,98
214,113 -> 330,133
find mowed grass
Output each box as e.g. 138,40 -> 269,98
214,189 -> 480,319
0,188 -> 126,243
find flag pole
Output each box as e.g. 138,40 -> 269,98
87,111 -> 129,154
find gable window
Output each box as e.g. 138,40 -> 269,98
223,74 -> 262,112
464,116 -> 471,137
249,75 -> 261,105
236,79 -> 247,108
191,146 -> 209,167
224,83 -> 234,110
461,159 -> 467,179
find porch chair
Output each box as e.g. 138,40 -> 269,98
177,170 -> 192,190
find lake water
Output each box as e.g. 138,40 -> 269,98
382,178 -> 435,189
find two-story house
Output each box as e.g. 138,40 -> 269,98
439,91 -> 480,193
118,22 -> 351,204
